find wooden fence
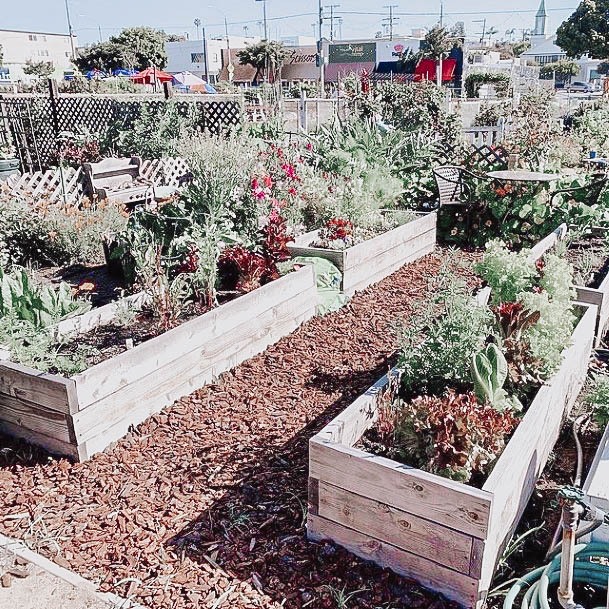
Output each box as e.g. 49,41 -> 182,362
0,92 -> 243,172
5,157 -> 190,204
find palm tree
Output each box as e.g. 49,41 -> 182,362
237,40 -> 287,84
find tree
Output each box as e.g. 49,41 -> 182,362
237,40 -> 288,84
75,27 -> 168,72
556,0 -> 609,58
421,25 -> 451,60
539,59 -> 579,82
22,59 -> 55,79
421,25 -> 460,60
0,44 -> 3,67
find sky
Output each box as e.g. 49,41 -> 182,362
3,0 -> 580,45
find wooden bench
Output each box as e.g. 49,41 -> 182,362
82,157 -> 152,206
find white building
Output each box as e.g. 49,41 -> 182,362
0,29 -> 77,84
165,36 -> 260,82
521,1 -> 601,83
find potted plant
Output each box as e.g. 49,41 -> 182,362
0,143 -> 20,180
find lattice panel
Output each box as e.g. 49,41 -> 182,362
201,101 -> 242,133
6,157 -> 191,203
141,157 -> 191,187
467,144 -> 509,171
1,95 -> 243,171
6,166 -> 83,203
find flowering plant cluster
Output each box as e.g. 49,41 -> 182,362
53,134 -> 101,168
323,217 -> 354,241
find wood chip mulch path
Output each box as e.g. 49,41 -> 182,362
0,249 -> 478,609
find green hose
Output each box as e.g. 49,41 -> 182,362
503,542 -> 609,609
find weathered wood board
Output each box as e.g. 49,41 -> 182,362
288,213 -> 436,296
307,303 -> 596,608
0,266 -> 318,460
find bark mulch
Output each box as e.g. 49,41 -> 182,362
0,249 -> 478,609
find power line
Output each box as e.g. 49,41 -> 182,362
382,5 -> 399,40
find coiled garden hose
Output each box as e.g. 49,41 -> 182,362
503,542 -> 609,609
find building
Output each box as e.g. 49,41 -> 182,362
165,36 -> 260,82
520,0 -> 601,82
0,29 -> 77,84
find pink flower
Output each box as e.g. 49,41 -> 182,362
263,175 -> 273,189
288,187 -> 297,196
251,177 -> 259,190
305,142 -> 313,150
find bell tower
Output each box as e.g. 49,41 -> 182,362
534,0 -> 548,36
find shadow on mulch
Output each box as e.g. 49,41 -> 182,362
167,362 -> 459,609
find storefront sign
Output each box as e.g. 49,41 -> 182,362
328,42 -> 376,64
375,38 -> 421,63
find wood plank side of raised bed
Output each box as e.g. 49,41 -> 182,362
308,514 -> 479,608
287,231 -> 345,271
73,286 -> 316,445
344,213 -> 436,269
72,266 -> 316,409
479,303 -> 596,601
0,361 -> 77,414
55,292 -> 149,339
309,440 -> 492,539
72,275 -> 318,459
0,419 -> 78,459
317,480 -> 475,573
343,229 -> 436,296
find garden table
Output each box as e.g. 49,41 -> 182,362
486,170 -> 562,183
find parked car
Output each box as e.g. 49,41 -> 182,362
567,81 -> 594,93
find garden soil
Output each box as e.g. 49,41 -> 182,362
0,249 -> 479,609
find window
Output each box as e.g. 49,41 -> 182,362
28,34 -> 38,41
191,52 -> 205,63
41,35 -> 47,42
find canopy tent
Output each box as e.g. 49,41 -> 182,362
113,68 -> 137,77
130,67 -> 173,84
85,69 -> 107,80
171,71 -> 217,93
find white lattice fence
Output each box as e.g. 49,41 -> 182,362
6,157 -> 190,203
6,167 -> 83,203
141,157 -> 190,187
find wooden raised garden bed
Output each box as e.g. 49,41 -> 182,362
0,266 -> 318,461
307,302 -> 596,608
288,212 -> 436,296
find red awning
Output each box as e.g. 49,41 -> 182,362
414,58 -> 456,82
130,67 -> 173,84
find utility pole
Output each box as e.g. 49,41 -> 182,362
337,17 -> 343,40
439,1 -> 444,27
474,18 -> 487,44
318,0 -> 325,97
202,26 -> 209,83
328,4 -> 340,41
98,25 -> 103,43
64,0 -> 76,60
255,0 -> 268,40
382,5 -> 399,41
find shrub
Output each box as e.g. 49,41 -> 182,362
0,191 -> 127,268
398,277 -> 492,397
464,72 -> 510,99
